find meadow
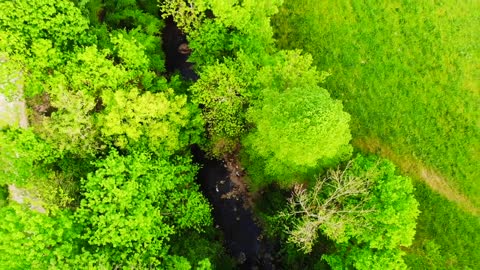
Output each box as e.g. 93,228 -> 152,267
273,0 -> 480,268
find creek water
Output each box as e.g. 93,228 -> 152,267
162,17 -> 198,81
192,147 -> 276,269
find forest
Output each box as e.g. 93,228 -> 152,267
0,0 -> 478,269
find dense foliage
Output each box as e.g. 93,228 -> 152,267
0,0 -> 222,268
0,205 -> 80,269
161,0 -> 286,157
75,150 -> 212,266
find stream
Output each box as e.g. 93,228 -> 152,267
192,147 -> 276,269
162,18 -> 277,269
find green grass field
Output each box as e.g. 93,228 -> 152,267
404,182 -> 480,269
273,0 -> 480,268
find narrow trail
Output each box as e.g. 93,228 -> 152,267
0,72 -> 28,128
0,66 -> 46,213
355,138 -> 479,216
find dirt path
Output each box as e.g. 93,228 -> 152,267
0,74 -> 28,128
1,66 -> 45,213
355,138 -> 479,216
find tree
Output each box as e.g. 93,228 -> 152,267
1,0 -> 174,156
159,0 -> 207,34
160,0 -> 282,43
323,245 -> 408,270
74,149 -> 212,267
0,0 -> 94,97
281,167 -> 372,253
280,154 -> 419,268
0,204 -> 82,269
160,0 -> 283,67
0,0 -> 92,54
189,57 -> 257,156
99,87 -> 203,154
242,51 -> 352,187
0,128 -> 57,187
160,0 -> 289,159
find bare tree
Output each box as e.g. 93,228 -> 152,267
281,161 -> 379,253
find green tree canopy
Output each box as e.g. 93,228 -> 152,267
75,149 -> 212,267
280,154 -> 419,269
0,205 -> 81,269
99,87 -> 203,154
243,51 -> 352,186
323,246 -> 408,270
0,128 -> 56,187
0,1 -> 221,268
189,55 -> 258,156
159,0 -> 284,79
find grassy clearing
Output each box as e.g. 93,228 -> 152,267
273,0 -> 480,207
272,0 -> 480,268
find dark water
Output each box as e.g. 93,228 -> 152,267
161,17 -> 198,81
192,147 -> 276,270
